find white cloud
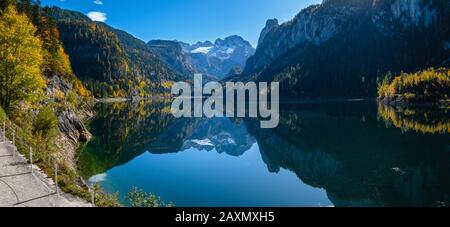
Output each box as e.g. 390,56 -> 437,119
93,0 -> 103,5
87,11 -> 107,22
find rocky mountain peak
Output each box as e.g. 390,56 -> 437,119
147,35 -> 254,80
258,19 -> 279,46
266,18 -> 279,27
177,35 -> 255,79
243,0 -> 449,99
246,0 -> 444,74
196,40 -> 214,47
216,35 -> 249,46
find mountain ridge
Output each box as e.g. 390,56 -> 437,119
243,0 -> 450,98
48,6 -> 185,98
149,35 -> 255,80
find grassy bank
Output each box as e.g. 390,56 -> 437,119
0,105 -> 122,207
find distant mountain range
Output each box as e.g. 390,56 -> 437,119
243,0 -> 450,98
50,5 -> 254,95
149,36 -> 255,80
49,7 -> 188,97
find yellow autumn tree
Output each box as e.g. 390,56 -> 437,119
0,6 -> 46,110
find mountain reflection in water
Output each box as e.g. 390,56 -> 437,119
78,100 -> 450,207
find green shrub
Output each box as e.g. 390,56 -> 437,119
127,187 -> 173,207
66,91 -> 80,107
0,106 -> 7,122
33,106 -> 59,140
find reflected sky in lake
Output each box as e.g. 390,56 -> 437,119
97,143 -> 331,207
79,100 -> 450,207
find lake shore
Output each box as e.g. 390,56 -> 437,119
378,95 -> 450,108
95,96 -> 173,104
95,97 -> 130,103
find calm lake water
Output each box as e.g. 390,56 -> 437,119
78,100 -> 450,207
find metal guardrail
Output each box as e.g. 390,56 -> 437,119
0,121 -> 61,206
1,120 -> 96,207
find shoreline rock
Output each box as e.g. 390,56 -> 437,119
58,109 -> 92,143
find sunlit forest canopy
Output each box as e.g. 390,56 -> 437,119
378,68 -> 450,103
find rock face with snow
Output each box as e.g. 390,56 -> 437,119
180,35 -> 255,79
147,36 -> 254,80
243,0 -> 450,98
180,118 -> 256,157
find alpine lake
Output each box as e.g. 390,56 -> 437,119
77,99 -> 450,207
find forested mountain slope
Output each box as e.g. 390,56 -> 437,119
49,7 -> 186,98
244,0 -> 450,99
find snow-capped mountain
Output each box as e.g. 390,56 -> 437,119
148,36 -> 254,80
180,35 -> 255,79
181,41 -> 214,54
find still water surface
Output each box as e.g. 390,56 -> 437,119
78,100 -> 450,207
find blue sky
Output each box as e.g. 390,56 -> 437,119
42,0 -> 321,47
